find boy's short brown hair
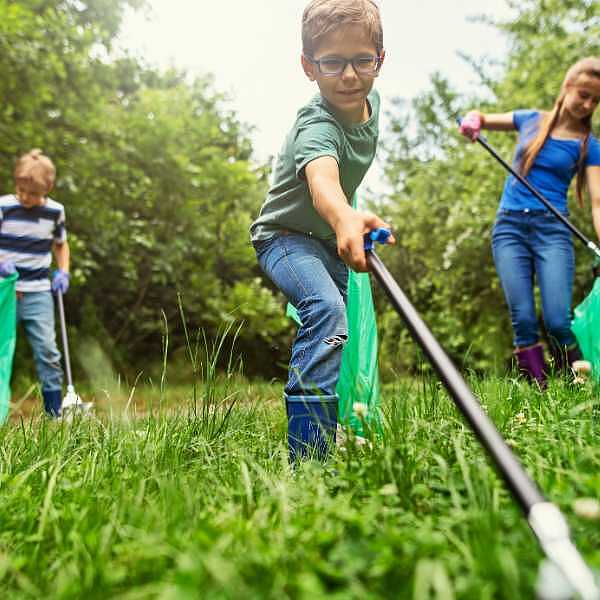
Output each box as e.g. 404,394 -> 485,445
302,0 -> 383,56
14,149 -> 56,192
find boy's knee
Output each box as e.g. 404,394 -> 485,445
299,293 -> 346,322
317,293 -> 346,315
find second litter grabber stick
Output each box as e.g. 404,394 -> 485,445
56,290 -> 93,418
365,228 -> 599,600
456,116 -> 600,260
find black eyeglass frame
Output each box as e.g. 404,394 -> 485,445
304,53 -> 384,77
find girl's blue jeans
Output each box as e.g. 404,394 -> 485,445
492,209 -> 576,349
254,232 -> 348,401
16,291 -> 63,392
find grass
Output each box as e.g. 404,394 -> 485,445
0,371 -> 598,599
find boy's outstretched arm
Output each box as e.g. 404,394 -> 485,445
305,156 -> 395,272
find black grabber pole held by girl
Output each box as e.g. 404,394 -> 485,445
455,116 -> 600,260
365,228 -> 599,600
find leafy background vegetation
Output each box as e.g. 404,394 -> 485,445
2,0 -> 599,386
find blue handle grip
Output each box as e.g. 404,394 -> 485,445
364,228 -> 391,251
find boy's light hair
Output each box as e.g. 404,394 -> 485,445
302,0 -> 383,56
14,149 -> 56,192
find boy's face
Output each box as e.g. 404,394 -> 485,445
16,180 -> 48,208
302,24 -> 384,124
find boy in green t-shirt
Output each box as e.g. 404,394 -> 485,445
250,0 -> 394,460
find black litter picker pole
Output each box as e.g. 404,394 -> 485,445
365,228 -> 600,600
456,116 -> 600,260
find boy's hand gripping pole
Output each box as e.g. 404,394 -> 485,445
365,228 -> 600,600
456,116 -> 600,260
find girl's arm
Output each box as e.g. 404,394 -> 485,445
587,166 -> 600,240
467,111 -> 516,131
459,111 -> 516,141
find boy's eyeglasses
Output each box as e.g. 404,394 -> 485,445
305,54 -> 383,77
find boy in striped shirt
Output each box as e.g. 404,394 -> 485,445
0,149 -> 70,416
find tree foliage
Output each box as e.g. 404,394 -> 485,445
2,0 -> 290,381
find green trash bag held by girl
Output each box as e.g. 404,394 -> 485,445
572,277 -> 600,382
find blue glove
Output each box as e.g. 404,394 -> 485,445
51,269 -> 70,294
0,260 -> 16,278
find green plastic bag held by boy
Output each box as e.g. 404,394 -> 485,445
0,272 -> 18,423
287,269 -> 380,435
286,195 -> 380,435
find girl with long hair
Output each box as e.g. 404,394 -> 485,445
459,57 -> 600,388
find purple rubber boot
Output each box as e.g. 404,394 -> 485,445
514,344 -> 547,390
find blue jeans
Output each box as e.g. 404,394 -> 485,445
16,291 -> 63,392
254,233 -> 348,400
492,209 -> 576,348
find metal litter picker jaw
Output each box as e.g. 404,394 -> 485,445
365,228 -> 599,600
56,290 -> 93,418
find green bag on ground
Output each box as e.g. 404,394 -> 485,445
0,273 -> 18,424
572,277 -> 600,381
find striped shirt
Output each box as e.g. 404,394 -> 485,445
0,194 -> 67,292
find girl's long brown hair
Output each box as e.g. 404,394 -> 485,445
520,56 -> 600,207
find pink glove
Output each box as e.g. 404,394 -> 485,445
459,112 -> 483,142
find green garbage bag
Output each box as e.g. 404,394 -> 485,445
285,193 -> 381,434
0,273 -> 18,424
572,277 -> 600,381
286,270 -> 381,434
335,269 -> 380,433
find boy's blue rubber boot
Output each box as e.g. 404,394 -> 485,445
285,395 -> 338,461
42,389 -> 62,417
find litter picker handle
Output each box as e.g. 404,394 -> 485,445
456,116 -> 600,259
365,229 -> 600,600
365,235 -> 543,511
56,291 -> 73,388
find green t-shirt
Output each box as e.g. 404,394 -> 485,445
250,89 -> 380,242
